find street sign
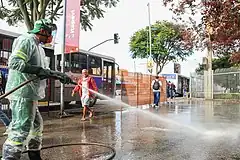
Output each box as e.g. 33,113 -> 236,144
147,59 -> 153,69
147,58 -> 153,74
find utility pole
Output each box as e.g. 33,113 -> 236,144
147,2 -> 153,74
146,30 -> 149,74
147,3 -> 152,59
207,32 -> 213,99
204,23 -> 213,99
134,61 -> 136,73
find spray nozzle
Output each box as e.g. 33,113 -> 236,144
70,81 -> 77,85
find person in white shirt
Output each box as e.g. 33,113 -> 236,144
151,76 -> 163,107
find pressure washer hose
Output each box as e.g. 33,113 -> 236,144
0,77 -> 116,160
22,142 -> 116,160
0,77 -> 39,100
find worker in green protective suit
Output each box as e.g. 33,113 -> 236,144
2,19 -> 72,160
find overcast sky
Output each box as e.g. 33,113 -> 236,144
0,0 -> 205,77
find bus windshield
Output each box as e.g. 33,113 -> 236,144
88,55 -> 102,76
56,52 -> 103,75
71,52 -> 87,73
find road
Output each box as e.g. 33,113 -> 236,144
0,99 -> 240,160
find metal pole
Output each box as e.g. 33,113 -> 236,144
88,39 -> 114,51
146,31 -> 149,74
147,3 -> 152,59
134,61 -> 136,73
60,0 -> 67,116
189,74 -> 192,99
137,73 -> 139,108
147,2 -> 152,74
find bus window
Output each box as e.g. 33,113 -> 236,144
108,65 -> 112,82
56,55 -> 61,71
71,52 -> 87,73
88,55 -> 102,76
0,37 -> 14,66
103,61 -> 115,96
56,54 -> 70,72
0,37 -> 13,52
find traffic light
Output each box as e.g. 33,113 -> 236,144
174,63 -> 181,74
114,33 -> 119,44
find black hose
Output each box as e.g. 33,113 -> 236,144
0,142 -> 116,159
0,77 -> 39,100
22,142 -> 116,160
0,77 -> 77,101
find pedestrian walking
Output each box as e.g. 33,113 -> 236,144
151,76 -> 162,107
72,69 -> 98,121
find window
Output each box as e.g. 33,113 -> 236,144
56,54 -> 70,72
56,55 -> 61,71
102,61 -> 115,96
0,36 -> 14,52
0,36 -> 15,66
103,61 -> 115,81
88,55 -> 102,76
71,52 -> 87,73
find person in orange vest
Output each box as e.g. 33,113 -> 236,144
72,69 -> 98,121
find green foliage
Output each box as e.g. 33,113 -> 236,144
129,21 -> 194,74
0,0 -> 119,31
195,55 -> 240,93
195,55 -> 234,74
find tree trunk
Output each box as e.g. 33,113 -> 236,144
17,0 -> 33,30
158,65 -> 163,75
155,63 -> 159,75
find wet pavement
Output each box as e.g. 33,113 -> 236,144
1,99 -> 240,159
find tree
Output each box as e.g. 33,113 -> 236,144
163,0 -> 240,62
195,55 -> 234,74
0,0 -> 119,31
129,21 -> 194,75
230,52 -> 240,64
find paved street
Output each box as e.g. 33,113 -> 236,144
0,99 -> 240,160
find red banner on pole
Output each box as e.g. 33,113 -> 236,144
65,0 -> 81,53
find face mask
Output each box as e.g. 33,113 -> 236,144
46,35 -> 53,44
41,28 -> 56,45
50,30 -> 57,45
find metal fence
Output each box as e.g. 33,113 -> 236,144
190,73 -> 204,98
190,70 -> 240,99
213,71 -> 240,99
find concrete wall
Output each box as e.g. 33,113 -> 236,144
120,71 -> 166,106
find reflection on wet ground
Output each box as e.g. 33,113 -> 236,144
1,99 -> 240,159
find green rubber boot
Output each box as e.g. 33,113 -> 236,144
28,150 -> 42,160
